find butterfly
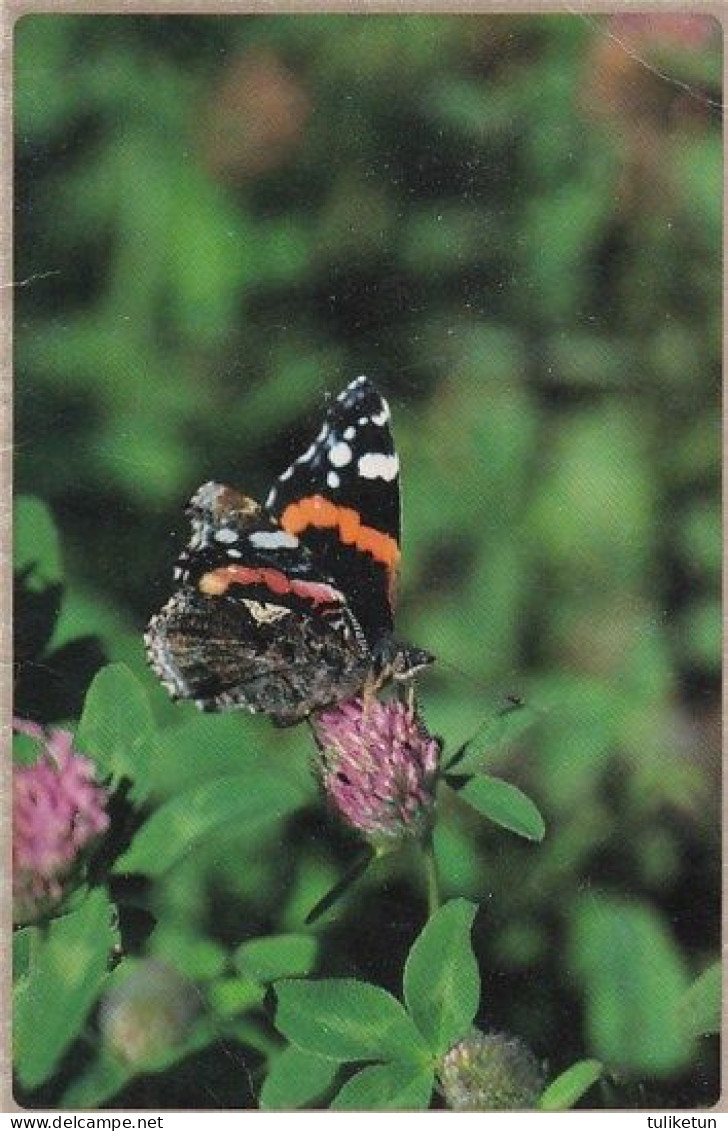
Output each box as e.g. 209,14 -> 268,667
145,376 -> 433,725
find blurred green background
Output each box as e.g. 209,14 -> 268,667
14,12 -> 721,1109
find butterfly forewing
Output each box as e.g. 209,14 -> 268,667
264,376 -> 401,649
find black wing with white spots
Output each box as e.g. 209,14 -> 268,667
264,376 -> 401,649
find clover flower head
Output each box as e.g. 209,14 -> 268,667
312,696 -> 440,845
12,717 -> 110,925
440,1028 -> 545,1111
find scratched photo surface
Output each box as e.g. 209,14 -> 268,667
13,13 -> 721,1111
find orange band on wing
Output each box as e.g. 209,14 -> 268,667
279,495 -> 400,570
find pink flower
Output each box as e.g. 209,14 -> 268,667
13,718 -> 110,925
312,697 -> 440,844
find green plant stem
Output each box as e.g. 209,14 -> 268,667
422,838 -> 441,918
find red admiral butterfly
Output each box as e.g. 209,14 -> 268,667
145,376 -> 433,725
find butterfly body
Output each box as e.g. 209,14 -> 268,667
145,377 -> 433,724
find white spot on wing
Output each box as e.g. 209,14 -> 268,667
343,425 -> 356,441
242,599 -> 292,624
215,528 -> 239,544
297,444 -> 316,464
227,548 -> 242,558
327,470 -> 340,489
371,400 -> 391,426
339,376 -> 368,407
358,452 -> 399,481
358,416 -> 369,426
279,466 -> 294,481
329,441 -> 352,467
249,529 -> 300,550
265,488 -> 277,508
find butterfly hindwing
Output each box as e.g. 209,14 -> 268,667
145,482 -> 370,724
264,376 -> 401,649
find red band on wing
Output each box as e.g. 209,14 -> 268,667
198,565 -> 344,608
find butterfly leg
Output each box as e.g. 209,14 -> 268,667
358,668 -> 382,727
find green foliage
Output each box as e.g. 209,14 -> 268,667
60,964 -> 221,1108
12,929 -> 33,982
234,934 -> 318,983
569,894 -> 693,1076
539,1059 -> 603,1111
12,730 -> 43,768
445,702 -> 540,774
13,10 -> 720,1110
403,899 -> 479,1055
15,495 -> 62,590
271,897 -> 481,1108
274,979 -> 429,1065
14,889 -> 120,1090
303,848 -> 376,924
260,1048 -> 340,1111
209,976 -> 267,1019
678,962 -> 722,1041
76,663 -> 157,800
59,1051 -> 132,1111
452,775 -> 546,842
115,768 -> 309,878
330,1061 -> 435,1111
150,928 -> 227,981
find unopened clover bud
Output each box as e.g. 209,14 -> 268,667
312,696 -> 440,845
99,959 -> 201,1067
440,1029 -> 545,1111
